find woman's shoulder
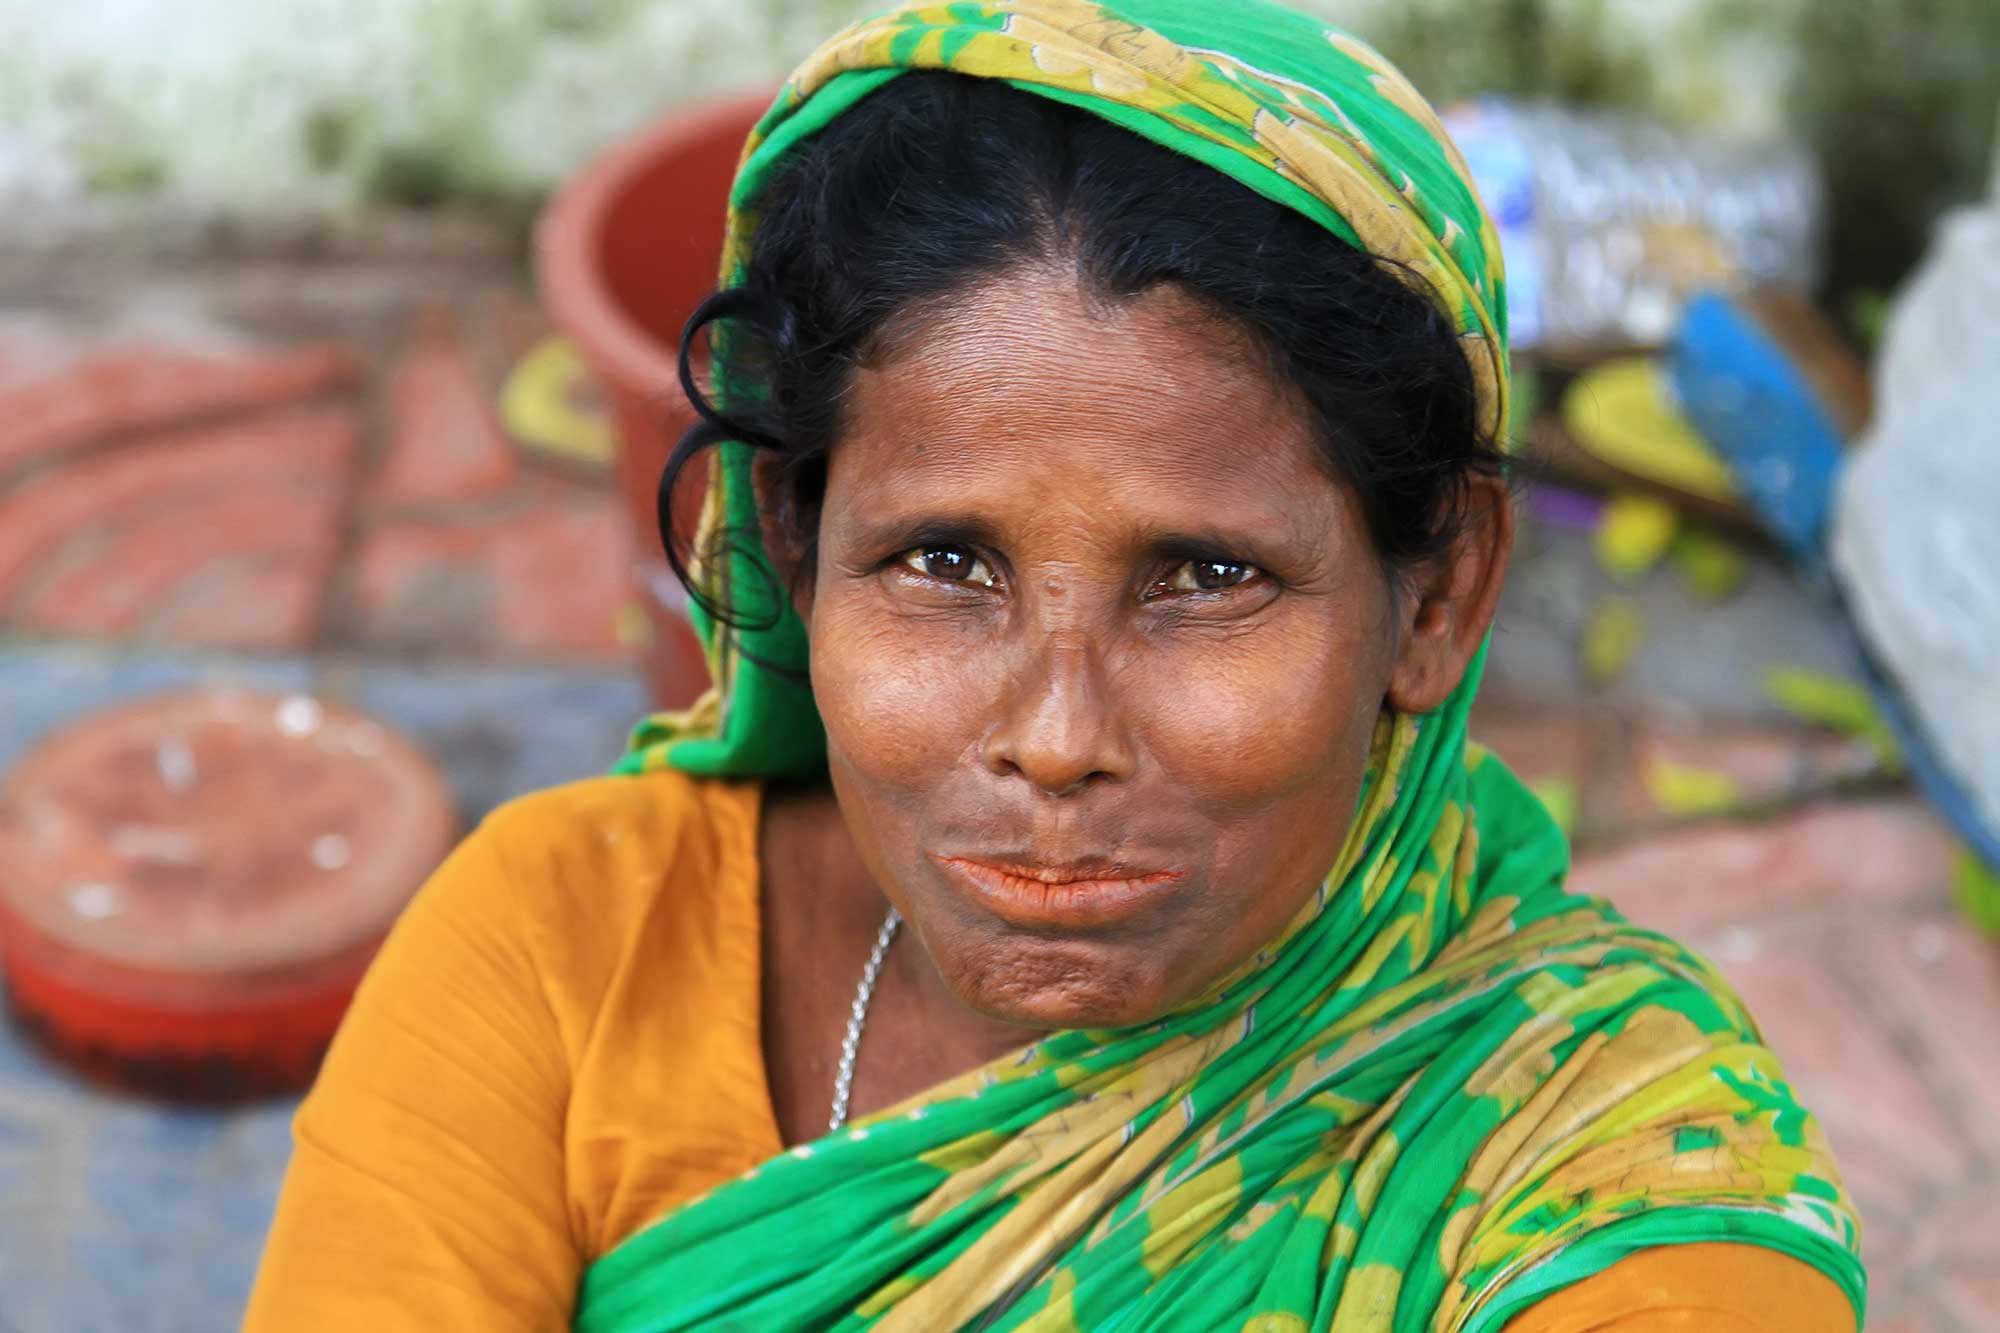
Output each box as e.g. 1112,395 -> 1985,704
411,770 -> 764,1014
472,769 -> 760,891
461,772 -> 781,1246
248,773 -> 770,1328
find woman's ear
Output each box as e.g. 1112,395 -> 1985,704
1385,474 -> 1514,714
750,452 -> 817,625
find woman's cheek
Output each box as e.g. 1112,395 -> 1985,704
1128,615 -> 1380,810
813,596 -> 999,788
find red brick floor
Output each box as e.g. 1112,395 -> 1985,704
0,293 -> 629,663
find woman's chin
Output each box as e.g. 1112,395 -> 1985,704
973,993 -> 1164,1033
937,936 -> 1189,1033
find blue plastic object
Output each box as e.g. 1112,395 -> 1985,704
1666,290 -> 2000,873
1668,291 -> 1847,561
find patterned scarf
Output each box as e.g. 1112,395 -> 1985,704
587,3 -> 1864,1329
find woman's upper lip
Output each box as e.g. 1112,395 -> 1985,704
942,855 -> 1179,885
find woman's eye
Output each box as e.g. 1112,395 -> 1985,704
898,545 -> 998,587
1164,559 -> 1260,593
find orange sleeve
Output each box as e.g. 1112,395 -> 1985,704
1501,1242 -> 1859,1333
244,806 -> 580,1332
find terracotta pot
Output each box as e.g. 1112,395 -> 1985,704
537,88 -> 772,710
0,689 -> 458,1101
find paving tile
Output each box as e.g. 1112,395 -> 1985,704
197,1236 -> 273,1330
1859,920 -> 2000,1164
472,283 -> 554,378
1572,799 -> 1957,938
0,1102 -> 48,1152
329,659 -> 647,819
206,1173 -> 285,1243
1592,718 -> 1866,832
0,644 -> 314,775
1717,946 -> 1971,1222
1920,1184 -> 2000,1328
1942,1271 -> 2000,1333
221,1098 -> 303,1171
0,1211 -> 55,1332
370,302 -> 519,509
0,406 -> 357,618
1833,1139 -> 1929,1250
1861,1315 -> 1937,1333
0,1009 -> 75,1096
1486,526 -> 1861,722
0,1007 -> 306,1333
1467,705 -> 1597,814
0,1144 -> 40,1210
145,556 -> 338,651
67,1229 -> 200,1333
0,341 -> 361,478
1858,1226 -> 1926,1333
1909,1185 -> 2000,1293
349,486 -> 628,661
0,324 -> 84,393
83,1152 -> 215,1235
100,1101 -> 230,1158
17,482 -> 347,644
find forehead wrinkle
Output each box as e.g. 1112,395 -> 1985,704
842,288 -> 1331,515
870,316 -> 1291,457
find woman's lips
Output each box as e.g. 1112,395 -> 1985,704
934,855 -> 1185,931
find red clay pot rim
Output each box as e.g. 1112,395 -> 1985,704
0,689 -> 459,976
535,86 -> 776,397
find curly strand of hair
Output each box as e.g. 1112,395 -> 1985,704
657,290 -> 798,636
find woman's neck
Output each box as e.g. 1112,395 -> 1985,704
757,782 -> 1034,1146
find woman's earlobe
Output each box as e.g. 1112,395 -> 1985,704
1384,602 -> 1459,715
1384,476 -> 1514,715
748,451 -> 814,623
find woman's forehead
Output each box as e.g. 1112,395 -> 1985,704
833,272 -> 1336,521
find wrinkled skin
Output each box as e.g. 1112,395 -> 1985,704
757,263 -> 1510,1142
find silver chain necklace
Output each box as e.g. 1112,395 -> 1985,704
827,905 -> 902,1133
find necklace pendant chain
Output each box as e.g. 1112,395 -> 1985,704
828,905 -> 902,1133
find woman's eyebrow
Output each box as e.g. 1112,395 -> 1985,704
846,510 -> 1006,554
1145,529 -> 1277,560
843,509 -> 1312,561
1137,510 -> 1316,561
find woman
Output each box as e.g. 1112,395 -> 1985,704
248,2 -> 1865,1329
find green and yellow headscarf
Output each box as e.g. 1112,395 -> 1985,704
589,3 -> 1865,1329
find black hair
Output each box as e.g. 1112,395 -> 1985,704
660,70 -> 1505,634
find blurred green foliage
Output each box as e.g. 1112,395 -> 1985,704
1791,0 -> 2000,321
1347,0 -> 1658,113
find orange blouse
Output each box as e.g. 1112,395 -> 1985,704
245,771 -> 1856,1332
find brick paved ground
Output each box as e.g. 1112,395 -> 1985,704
0,253 -> 1993,1330
0,265 -> 629,664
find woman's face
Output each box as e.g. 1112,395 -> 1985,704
802,265 -> 1464,1030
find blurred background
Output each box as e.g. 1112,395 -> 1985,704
0,1 -> 1995,1329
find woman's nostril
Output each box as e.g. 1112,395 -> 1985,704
982,669 -> 1135,794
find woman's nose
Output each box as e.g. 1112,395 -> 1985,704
981,636 -> 1137,796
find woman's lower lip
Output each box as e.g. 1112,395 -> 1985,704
935,857 -> 1184,930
